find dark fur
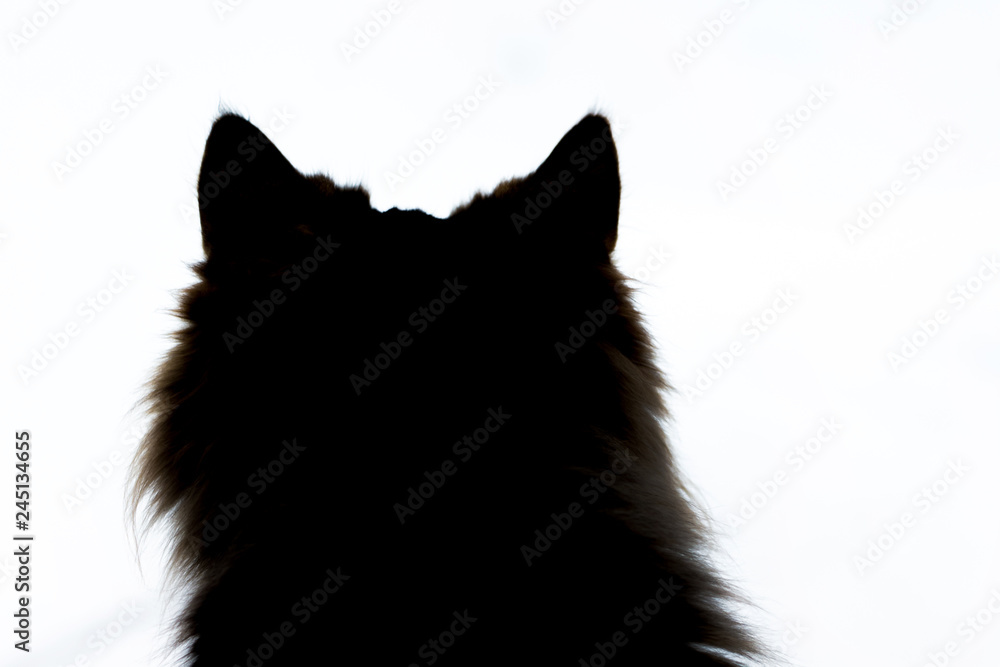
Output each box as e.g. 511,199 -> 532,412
128,113 -> 767,665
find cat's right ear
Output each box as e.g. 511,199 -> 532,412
510,114 -> 621,254
196,114 -> 305,258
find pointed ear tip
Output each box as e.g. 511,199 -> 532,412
577,113 -> 613,137
580,112 -> 611,125
556,114 -> 618,167
199,113 -> 283,183
206,113 -> 262,146
212,111 -> 253,128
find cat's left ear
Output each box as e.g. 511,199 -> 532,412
512,114 -> 621,253
196,114 -> 306,258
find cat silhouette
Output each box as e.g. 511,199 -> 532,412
129,113 -> 766,666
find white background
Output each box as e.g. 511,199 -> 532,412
2,1 -> 999,665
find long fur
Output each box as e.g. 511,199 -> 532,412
128,113 -> 768,666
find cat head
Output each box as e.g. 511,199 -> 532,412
188,113 -> 633,415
